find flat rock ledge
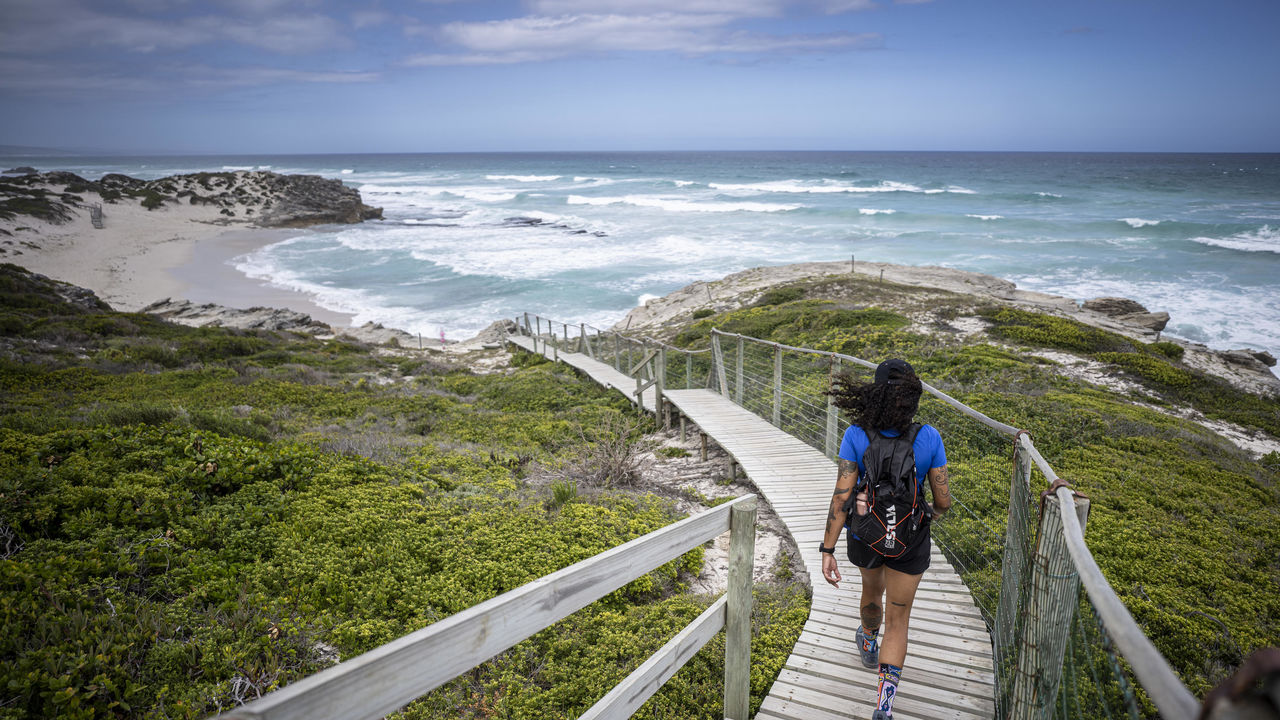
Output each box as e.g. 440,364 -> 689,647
142,298 -> 415,347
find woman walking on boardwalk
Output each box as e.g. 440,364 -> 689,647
818,358 -> 952,720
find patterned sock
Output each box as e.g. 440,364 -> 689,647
876,663 -> 902,715
861,625 -> 879,652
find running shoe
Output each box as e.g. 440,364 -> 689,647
855,624 -> 879,668
871,711 -> 891,720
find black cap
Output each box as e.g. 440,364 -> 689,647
874,358 -> 914,386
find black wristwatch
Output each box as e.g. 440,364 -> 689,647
818,543 -> 836,555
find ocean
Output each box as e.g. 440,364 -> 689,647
8,151 -> 1280,359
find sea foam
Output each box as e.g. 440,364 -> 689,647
486,174 -> 561,182
1190,226 -> 1280,254
1121,218 -> 1161,228
859,208 -> 896,215
566,195 -> 801,213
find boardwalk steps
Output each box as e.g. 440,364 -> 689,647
506,334 -> 996,720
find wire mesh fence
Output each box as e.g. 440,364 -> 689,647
509,315 -> 1195,720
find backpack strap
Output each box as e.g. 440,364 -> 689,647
904,422 -> 922,445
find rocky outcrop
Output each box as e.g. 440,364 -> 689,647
253,174 -> 382,228
0,170 -> 382,229
1223,349 -> 1278,369
1082,296 -> 1170,332
141,298 -> 332,334
140,298 -> 417,347
3,166 -> 37,175
8,267 -> 111,312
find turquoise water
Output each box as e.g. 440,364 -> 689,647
8,152 -> 1279,358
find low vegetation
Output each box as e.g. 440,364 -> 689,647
0,264 -> 807,719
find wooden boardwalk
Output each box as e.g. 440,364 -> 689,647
507,334 -> 996,720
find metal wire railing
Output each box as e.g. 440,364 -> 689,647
510,314 -> 1200,720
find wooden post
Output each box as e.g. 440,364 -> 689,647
580,323 -> 592,358
724,497 -> 756,720
613,333 -> 621,371
711,334 -> 729,398
825,358 -> 839,457
1009,491 -> 1090,720
726,458 -> 737,481
656,348 -> 666,421
772,345 -> 782,427
734,336 -> 744,405
700,432 -> 708,462
680,415 -> 687,443
562,323 -> 569,348
685,353 -> 692,390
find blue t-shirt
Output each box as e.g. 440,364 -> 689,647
837,424 -> 947,489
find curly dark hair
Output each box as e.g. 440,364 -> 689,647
828,369 -> 923,433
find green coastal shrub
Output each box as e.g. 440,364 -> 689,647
754,286 -> 804,306
675,300 -> 910,348
140,191 -> 168,210
691,308 -> 715,320
1148,341 -> 1185,360
980,306 -> 1135,354
1094,351 -> 1196,388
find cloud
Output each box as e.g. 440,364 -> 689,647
409,8 -> 882,65
353,10 -> 393,29
178,65 -> 380,87
0,0 -> 348,55
214,15 -> 351,54
525,0 -> 782,15
0,57 -> 378,95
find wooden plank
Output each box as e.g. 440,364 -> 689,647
220,496 -> 752,720
579,597 -> 726,720
767,677 -> 987,720
788,639 -> 996,688
801,619 -> 995,669
787,643 -> 996,695
776,660 -> 996,715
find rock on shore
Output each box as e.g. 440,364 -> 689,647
142,297 -> 416,346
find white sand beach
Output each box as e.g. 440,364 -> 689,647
2,192 -> 357,328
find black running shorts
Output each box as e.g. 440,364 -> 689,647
846,523 -> 931,576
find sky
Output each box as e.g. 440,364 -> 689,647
0,0 -> 1277,154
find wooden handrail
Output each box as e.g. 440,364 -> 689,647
219,495 -> 757,720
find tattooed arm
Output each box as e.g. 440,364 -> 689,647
824,458 -> 859,548
927,465 -> 951,517
820,458 -> 860,587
